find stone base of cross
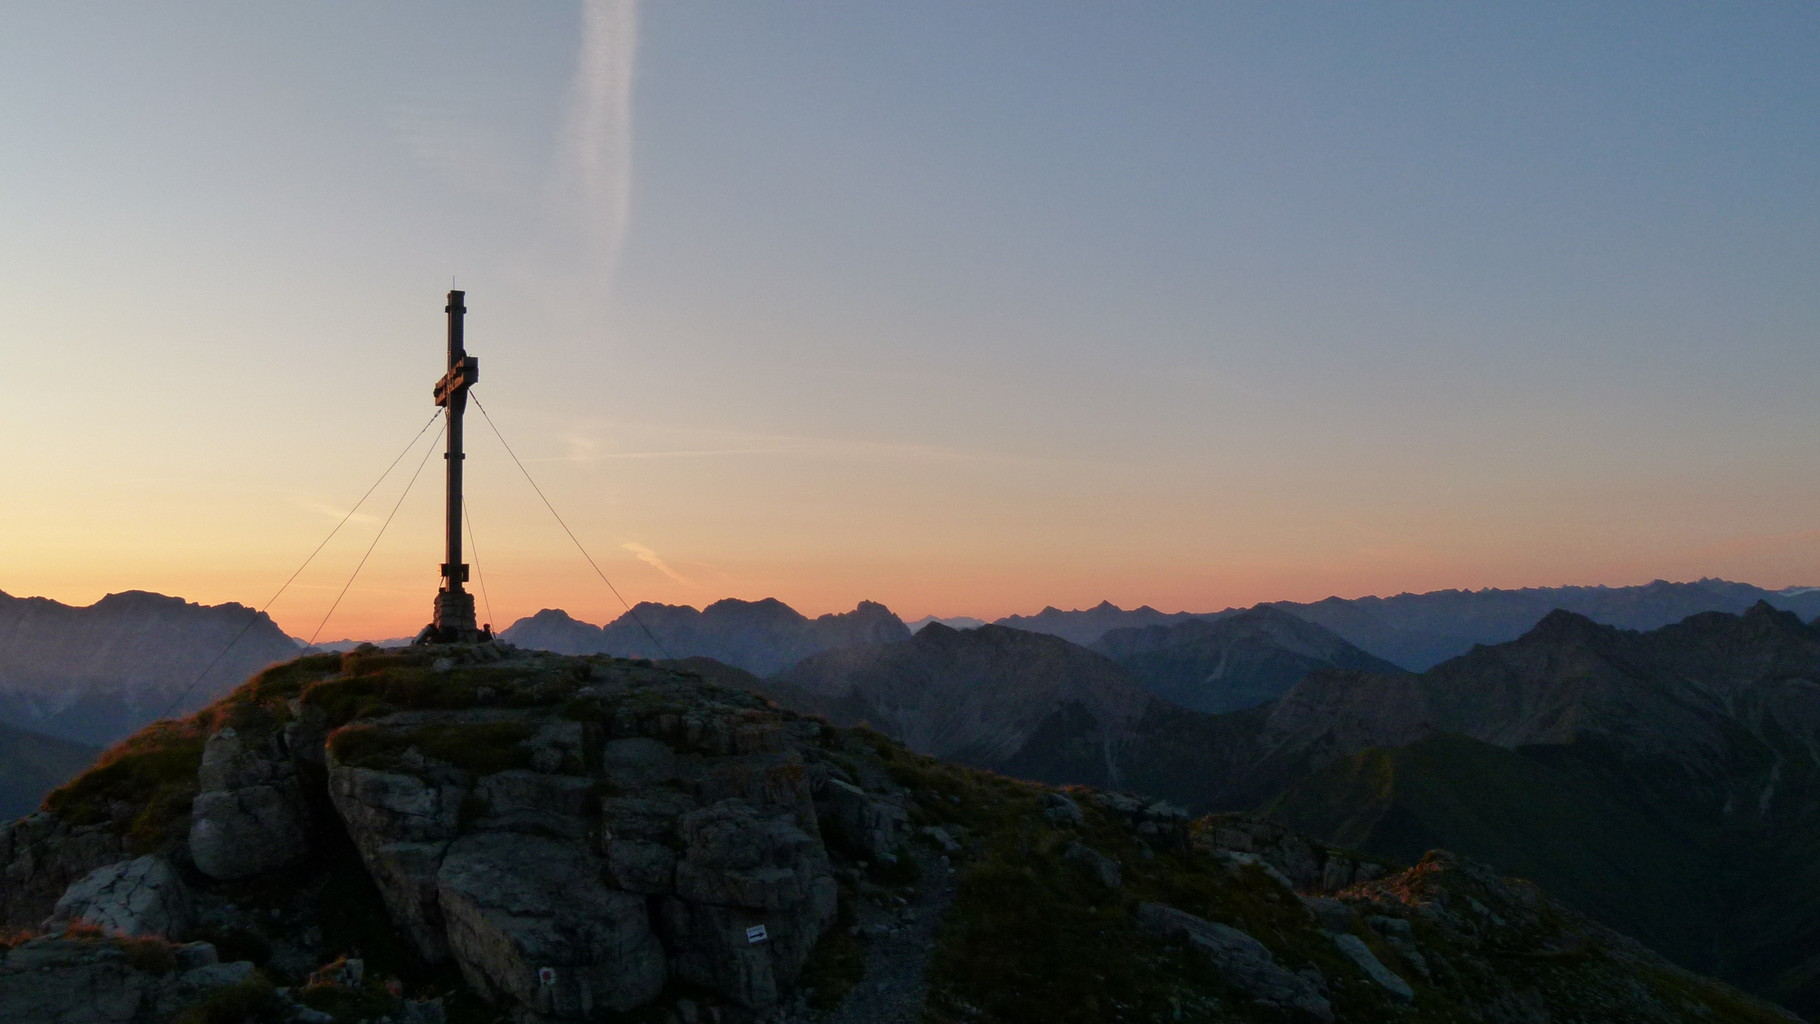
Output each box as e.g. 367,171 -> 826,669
418,588 -> 484,645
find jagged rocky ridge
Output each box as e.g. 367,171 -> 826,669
1248,601 -> 1820,1016
501,599 -> 911,676
0,644 -> 1800,1023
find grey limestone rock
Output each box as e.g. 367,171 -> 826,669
1137,902 -> 1334,1022
0,935 -> 159,1024
328,764 -> 469,959
1042,791 -> 1085,825
1197,814 -> 1390,893
46,855 -> 192,937
188,728 -> 312,880
674,800 -> 824,911
605,839 -> 677,894
601,737 -> 679,790
1300,896 -> 1357,933
1329,931 -> 1415,1001
1062,841 -> 1121,889
436,832 -> 666,1017
0,814 -> 127,931
659,884 -> 832,1012
920,825 -> 962,854
816,777 -> 908,860
471,770 -> 593,839
330,764 -> 466,843
600,790 -> 696,844
0,934 -> 257,1024
524,719 -> 585,774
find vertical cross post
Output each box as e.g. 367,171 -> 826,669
419,289 -> 485,644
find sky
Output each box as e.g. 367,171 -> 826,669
3,2 -> 1819,641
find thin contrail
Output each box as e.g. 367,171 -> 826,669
561,0 -> 639,285
623,541 -> 694,587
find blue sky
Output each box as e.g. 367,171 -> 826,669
3,2 -> 1817,637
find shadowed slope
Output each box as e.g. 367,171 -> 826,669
1093,604 -> 1405,713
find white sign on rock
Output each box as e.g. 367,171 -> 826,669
746,925 -> 769,944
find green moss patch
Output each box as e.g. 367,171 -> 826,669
42,719 -> 207,851
327,720 -> 535,776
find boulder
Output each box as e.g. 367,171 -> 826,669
187,728 -> 312,880
1043,791 -> 1085,825
437,832 -> 666,1017
1198,814 -> 1389,892
1063,842 -> 1121,889
1329,932 -> 1415,1001
1136,902 -> 1333,1022
46,856 -> 192,937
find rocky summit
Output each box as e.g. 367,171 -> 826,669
0,644 -> 1802,1023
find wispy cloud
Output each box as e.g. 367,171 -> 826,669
557,0 -> 639,284
622,541 -> 693,586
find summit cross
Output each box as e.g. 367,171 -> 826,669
416,289 -> 488,644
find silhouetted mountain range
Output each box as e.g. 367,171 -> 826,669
903,614 -> 987,632
993,600 -> 1204,646
0,590 -> 302,745
771,623 -> 1151,772
988,578 -> 1820,669
1090,605 -> 1406,713
1265,577 -> 1820,669
500,597 -> 910,675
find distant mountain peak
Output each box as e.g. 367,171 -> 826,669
526,607 -> 589,623
500,597 -> 909,675
1518,608 -> 1617,645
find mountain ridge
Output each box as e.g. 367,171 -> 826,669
0,588 -> 303,746
499,597 -> 911,675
